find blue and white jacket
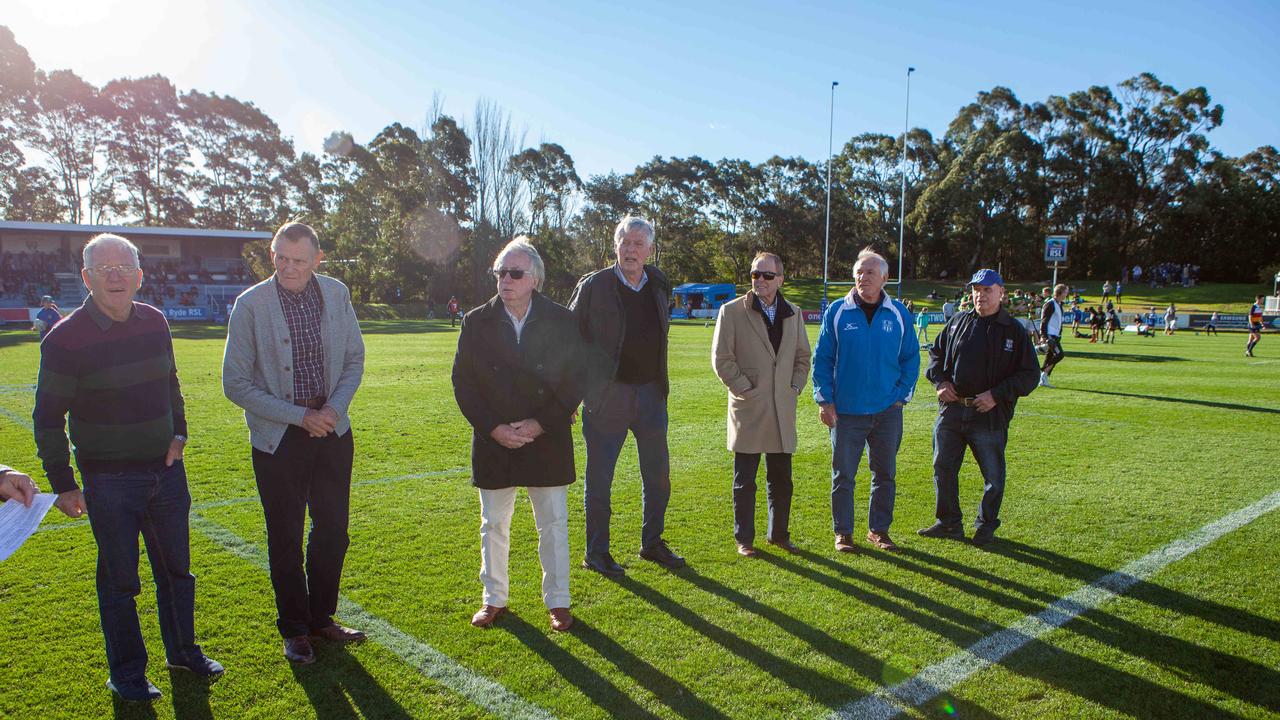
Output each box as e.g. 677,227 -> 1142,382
812,289 -> 920,415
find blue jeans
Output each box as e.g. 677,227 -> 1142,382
931,405 -> 1008,531
830,404 -> 903,535
82,461 -> 200,684
582,380 -> 671,555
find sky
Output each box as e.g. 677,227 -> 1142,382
6,0 -> 1279,180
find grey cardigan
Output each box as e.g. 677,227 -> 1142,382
222,274 -> 365,454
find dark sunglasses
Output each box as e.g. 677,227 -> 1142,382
750,271 -> 778,280
492,268 -> 527,280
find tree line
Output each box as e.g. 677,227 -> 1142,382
2,26 -> 1276,306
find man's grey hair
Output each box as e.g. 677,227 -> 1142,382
83,233 -> 140,269
854,247 -> 889,276
495,236 -> 545,292
272,221 -> 322,252
614,216 -> 655,247
752,251 -> 784,276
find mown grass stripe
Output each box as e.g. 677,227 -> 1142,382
831,488 -> 1280,720
191,512 -> 558,720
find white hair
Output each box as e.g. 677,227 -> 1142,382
83,233 -> 140,269
495,236 -> 545,291
855,248 -> 889,276
613,216 -> 655,247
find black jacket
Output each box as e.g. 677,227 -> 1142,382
925,307 -> 1039,428
567,263 -> 671,407
451,292 -> 584,489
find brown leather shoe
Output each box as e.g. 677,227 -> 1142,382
549,607 -> 574,632
834,533 -> 856,553
766,537 -> 799,554
470,605 -> 507,628
736,543 -> 759,557
311,624 -> 367,643
283,635 -> 315,665
866,530 -> 901,552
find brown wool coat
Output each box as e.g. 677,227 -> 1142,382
711,292 -> 812,454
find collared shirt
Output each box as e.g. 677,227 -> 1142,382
276,275 -> 326,404
759,295 -> 778,325
504,302 -> 532,343
613,263 -> 648,292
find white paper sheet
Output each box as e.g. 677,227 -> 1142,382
0,493 -> 58,561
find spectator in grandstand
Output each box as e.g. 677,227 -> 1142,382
34,295 -> 61,340
1164,303 -> 1178,336
452,237 -> 583,631
1247,295 -> 1265,357
34,233 -> 221,701
1038,284 -> 1067,388
222,222 -> 367,665
0,463 -> 38,507
569,216 -> 685,576
812,247 -> 919,553
1205,311 -> 1219,336
712,252 -> 810,558
919,269 -> 1039,548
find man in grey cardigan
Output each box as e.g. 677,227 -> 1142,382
222,222 -> 366,665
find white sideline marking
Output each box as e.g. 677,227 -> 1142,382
831,489 -> 1280,720
192,513 -> 558,720
0,405 -> 32,428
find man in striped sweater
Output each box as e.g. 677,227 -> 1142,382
34,234 -> 222,703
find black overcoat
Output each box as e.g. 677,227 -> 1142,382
451,291 -> 584,489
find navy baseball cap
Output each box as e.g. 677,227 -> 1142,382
968,269 -> 1004,287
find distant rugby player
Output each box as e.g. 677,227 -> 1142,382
1246,295 -> 1265,357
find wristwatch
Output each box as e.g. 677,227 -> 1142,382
173,435 -> 188,443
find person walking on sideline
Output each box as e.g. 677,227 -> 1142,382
1247,295 -> 1265,356
1038,284 -> 1066,388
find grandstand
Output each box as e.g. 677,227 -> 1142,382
0,221 -> 271,324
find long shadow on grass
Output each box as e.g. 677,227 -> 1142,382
866,547 -> 1280,709
614,575 -> 855,709
290,645 -> 412,720
1063,350 -> 1187,363
992,539 -> 1280,640
569,619 -> 730,720
499,612 -> 663,719
1061,387 -> 1280,415
111,697 -> 158,720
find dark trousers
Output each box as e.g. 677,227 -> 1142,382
582,380 -> 671,555
82,461 -> 200,683
252,426 -> 354,638
932,406 -> 1008,531
1041,335 -> 1064,375
732,452 -> 792,544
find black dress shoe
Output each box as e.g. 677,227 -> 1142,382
284,635 -> 316,664
917,522 -> 966,540
639,539 -> 686,569
582,552 -> 626,577
166,653 -> 225,678
106,678 -> 162,702
971,526 -> 997,549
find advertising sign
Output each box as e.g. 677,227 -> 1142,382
162,306 -> 210,322
1044,235 -> 1069,264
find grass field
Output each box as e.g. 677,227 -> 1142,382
1,310 -> 1278,719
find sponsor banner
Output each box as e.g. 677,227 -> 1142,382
803,310 -> 822,323
162,306 -> 210,321
1187,313 -> 1280,330
0,308 -> 32,324
670,308 -> 689,319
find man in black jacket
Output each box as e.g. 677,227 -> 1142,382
568,216 -> 684,576
1038,283 -> 1067,387
918,269 -> 1040,548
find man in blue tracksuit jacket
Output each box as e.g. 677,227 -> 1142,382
813,248 -> 920,553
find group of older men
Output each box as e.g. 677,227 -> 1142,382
20,216 -> 1037,703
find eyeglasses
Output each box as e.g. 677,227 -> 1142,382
750,271 -> 778,280
89,264 -> 139,277
492,268 -> 527,280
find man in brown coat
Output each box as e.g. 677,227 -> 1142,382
712,252 -> 812,556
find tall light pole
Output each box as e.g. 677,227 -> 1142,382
823,80 -> 838,309
896,66 -> 915,299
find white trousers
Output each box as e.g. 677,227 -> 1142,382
478,485 -> 570,609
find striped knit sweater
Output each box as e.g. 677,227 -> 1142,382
34,297 -> 186,493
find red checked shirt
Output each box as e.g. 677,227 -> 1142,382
276,276 -> 326,405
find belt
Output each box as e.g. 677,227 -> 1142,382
947,397 -> 979,407
296,395 -> 327,410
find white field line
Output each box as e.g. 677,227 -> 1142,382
35,468 -> 469,533
831,489 -> 1280,720
1247,359 -> 1277,365
191,512 -> 557,720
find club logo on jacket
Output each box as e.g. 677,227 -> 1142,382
882,320 -> 894,333
844,322 -> 856,331
1005,339 -> 1014,351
